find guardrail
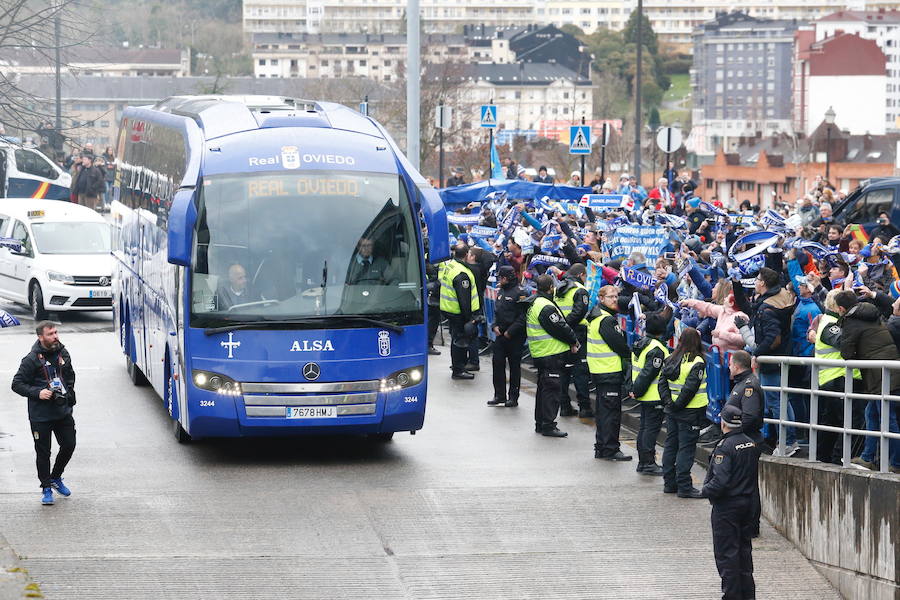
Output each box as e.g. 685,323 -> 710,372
757,356 -> 900,473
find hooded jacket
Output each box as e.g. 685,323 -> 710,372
839,302 -> 900,394
681,294 -> 747,352
737,284 -> 795,375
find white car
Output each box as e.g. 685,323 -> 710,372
0,199 -> 112,320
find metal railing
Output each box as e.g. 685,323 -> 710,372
757,356 -> 900,473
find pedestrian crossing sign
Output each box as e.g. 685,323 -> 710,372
569,125 -> 591,155
480,105 -> 497,128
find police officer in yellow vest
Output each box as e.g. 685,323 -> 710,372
588,284 -> 633,460
811,289 -> 863,464
439,245 -> 481,380
555,263 -> 592,418
658,327 -> 708,498
526,274 -> 579,437
631,312 -> 671,475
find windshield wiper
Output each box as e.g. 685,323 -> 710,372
203,315 -> 404,336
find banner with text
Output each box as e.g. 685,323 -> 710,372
603,225 -> 668,264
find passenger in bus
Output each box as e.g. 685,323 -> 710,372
216,264 -> 259,310
347,236 -> 394,285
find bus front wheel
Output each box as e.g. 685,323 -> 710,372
126,354 -> 148,386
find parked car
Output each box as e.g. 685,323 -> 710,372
832,177 -> 900,237
0,199 -> 112,319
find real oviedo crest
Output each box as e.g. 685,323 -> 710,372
378,330 -> 391,357
281,146 -> 301,169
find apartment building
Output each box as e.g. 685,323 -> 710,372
243,0 -> 533,36
690,12 -> 799,155
0,47 -> 189,78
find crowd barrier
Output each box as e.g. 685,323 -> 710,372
480,289 -> 731,423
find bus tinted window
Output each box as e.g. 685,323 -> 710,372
190,171 -> 422,327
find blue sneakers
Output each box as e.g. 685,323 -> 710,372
50,478 -> 71,497
41,488 -> 54,505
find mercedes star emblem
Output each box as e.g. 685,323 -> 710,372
302,362 -> 321,381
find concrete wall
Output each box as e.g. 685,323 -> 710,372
759,458 -> 899,600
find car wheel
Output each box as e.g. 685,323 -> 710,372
30,283 -> 48,321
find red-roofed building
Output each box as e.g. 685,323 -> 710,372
815,9 -> 900,132
793,31 -> 886,136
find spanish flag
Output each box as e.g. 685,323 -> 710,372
848,224 -> 869,244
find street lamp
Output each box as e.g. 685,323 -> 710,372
824,106 -> 836,183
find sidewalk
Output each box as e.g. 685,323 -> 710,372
0,532 -> 36,600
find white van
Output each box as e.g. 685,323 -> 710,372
0,142 -> 71,199
0,199 -> 112,319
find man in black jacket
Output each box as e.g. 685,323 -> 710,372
702,404 -> 760,600
426,263 -> 441,355
835,291 -> 900,471
11,322 -> 77,505
733,267 -> 796,450
489,266 -> 528,407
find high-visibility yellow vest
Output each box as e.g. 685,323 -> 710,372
815,313 -> 860,386
555,281 -> 588,326
438,260 -> 480,315
669,355 -> 708,409
526,296 -> 570,358
631,338 -> 669,402
587,311 -> 623,374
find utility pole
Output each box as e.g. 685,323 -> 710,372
580,115 -> 586,185
633,0 -> 643,184
406,0 -> 421,170
54,1 -> 62,155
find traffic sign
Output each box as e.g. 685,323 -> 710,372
435,105 -> 453,129
656,127 -> 683,154
359,101 -> 368,116
569,125 -> 591,154
480,105 -> 497,128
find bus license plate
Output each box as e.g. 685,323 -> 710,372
89,289 -> 112,298
286,406 -> 336,419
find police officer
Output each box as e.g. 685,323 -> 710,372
489,266 -> 527,407
555,263 -> 593,418
724,350 -> 765,537
439,245 -> 480,380
588,284 -> 633,460
526,274 -> 579,437
701,404 -> 760,600
11,321 -> 77,505
659,327 -> 708,498
631,312 -> 670,475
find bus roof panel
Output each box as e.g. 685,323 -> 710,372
202,126 -> 398,177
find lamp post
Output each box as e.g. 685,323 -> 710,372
824,106 -> 835,183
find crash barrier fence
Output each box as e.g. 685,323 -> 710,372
757,356 -> 900,473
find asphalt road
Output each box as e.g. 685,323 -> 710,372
0,328 -> 839,599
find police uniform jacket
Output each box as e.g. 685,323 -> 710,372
555,277 -> 590,334
529,292 -> 578,351
701,430 -> 760,502
631,335 -> 668,400
724,370 -> 764,439
11,341 -> 76,423
588,303 -> 631,385
448,260 -> 476,322
658,354 -> 705,413
493,282 -> 527,340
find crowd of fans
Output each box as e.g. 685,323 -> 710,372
438,173 -> 900,472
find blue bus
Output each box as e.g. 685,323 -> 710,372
110,95 -> 449,442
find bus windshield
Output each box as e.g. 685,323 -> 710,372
190,171 -> 423,328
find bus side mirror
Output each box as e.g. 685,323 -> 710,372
167,188 -> 197,266
420,187 -> 449,263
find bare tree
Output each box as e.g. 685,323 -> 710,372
0,0 -> 95,141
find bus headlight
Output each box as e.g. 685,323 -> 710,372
192,370 -> 241,396
380,366 -> 424,392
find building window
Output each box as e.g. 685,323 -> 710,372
258,59 -> 265,66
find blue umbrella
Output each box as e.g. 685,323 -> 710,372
0,309 -> 21,327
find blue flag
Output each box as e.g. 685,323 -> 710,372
490,137 -> 504,180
